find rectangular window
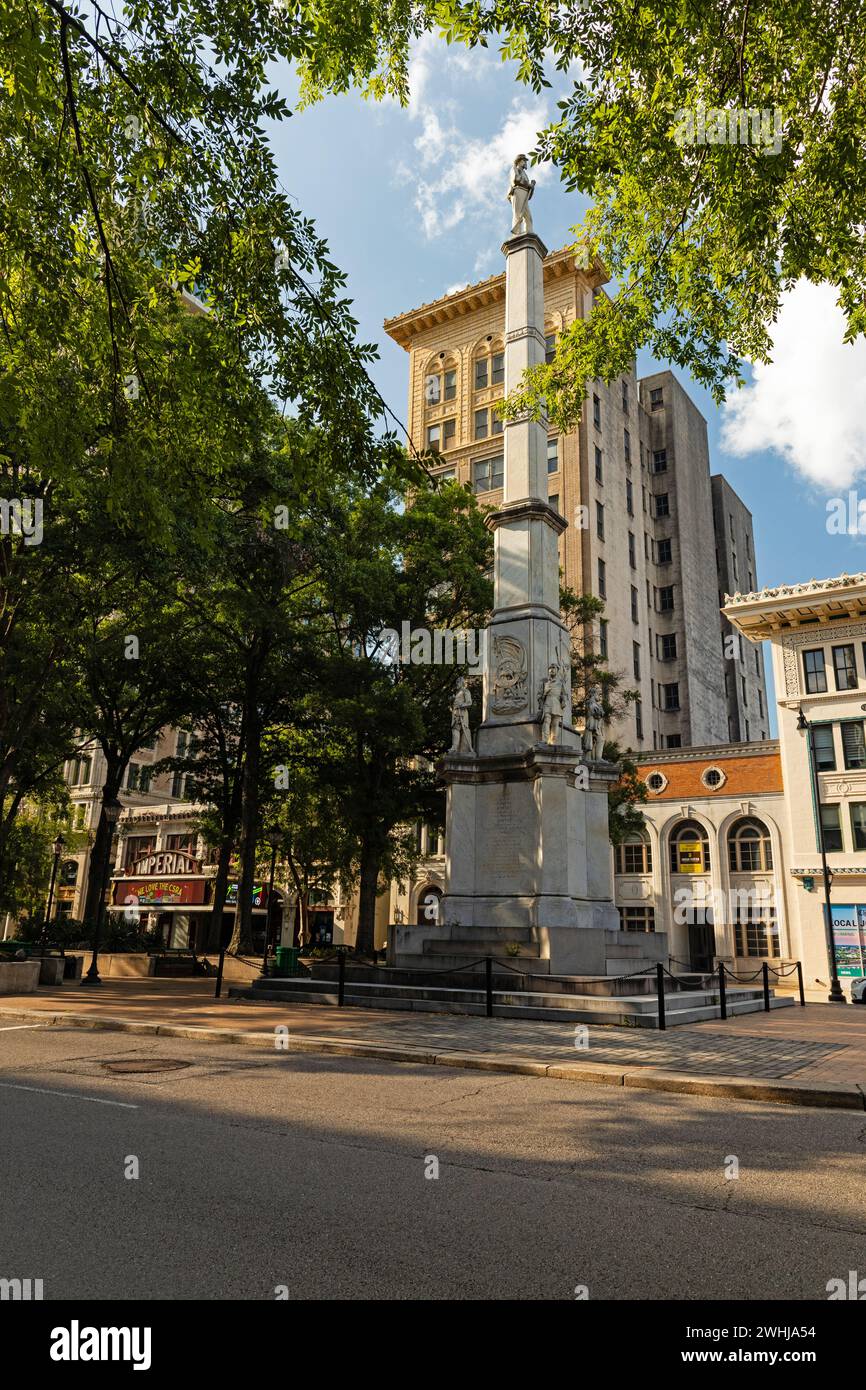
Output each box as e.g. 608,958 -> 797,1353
624,429 -> 631,463
803,648 -> 827,694
599,619 -> 609,660
741,675 -> 748,706
851,803 -> 866,851
474,408 -> 488,440
443,418 -> 456,448
491,411 -> 503,436
659,632 -> 677,661
757,689 -> 764,718
666,734 -> 682,748
657,586 -> 674,613
491,352 -> 505,386
617,841 -> 652,874
547,436 -> 559,473
598,557 -> 606,598
734,907 -> 780,959
595,447 -> 603,483
545,333 -> 556,364
633,642 -> 641,680
628,531 -> 636,568
654,492 -> 670,518
472,455 -> 504,493
424,373 -> 441,404
126,762 -> 141,791
124,835 -> 156,869
548,493 -> 560,514
593,394 -> 601,428
656,537 -> 672,565
622,380 -> 629,412
820,803 -> 843,852
841,721 -> 866,770
630,585 -> 639,624
652,449 -> 667,473
426,424 -> 441,449
832,644 -> 857,691
596,502 -> 605,540
662,682 -> 680,711
475,358 -> 488,390
625,478 -> 634,516
635,698 -> 644,740
444,369 -> 457,401
650,387 -> 663,410
619,906 -> 655,932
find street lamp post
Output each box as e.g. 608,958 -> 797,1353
41,833 -> 65,956
261,833 -> 280,979
82,798 -> 122,986
797,708 -> 846,1003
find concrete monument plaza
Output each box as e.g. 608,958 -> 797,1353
394,162 -> 666,979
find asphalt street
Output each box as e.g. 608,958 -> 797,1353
2,1024 -> 865,1300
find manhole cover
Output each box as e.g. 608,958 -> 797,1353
102,1059 -> 191,1075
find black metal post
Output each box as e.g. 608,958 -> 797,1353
762,960 -> 771,1011
82,800 -> 120,986
41,839 -> 63,957
485,956 -> 493,1017
718,960 -> 727,1020
337,947 -> 346,1008
800,711 -> 846,1003
796,959 -> 806,1007
656,962 -> 666,1031
261,841 -> 278,979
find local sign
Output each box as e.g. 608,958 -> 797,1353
130,850 -> 201,877
113,878 -> 207,907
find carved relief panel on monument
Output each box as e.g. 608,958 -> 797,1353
491,635 -> 529,714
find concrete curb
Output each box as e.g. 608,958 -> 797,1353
1,1006 -> 863,1111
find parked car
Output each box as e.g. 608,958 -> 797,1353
850,976 -> 866,1004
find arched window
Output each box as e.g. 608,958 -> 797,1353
669,819 -> 710,874
728,817 -> 773,873
416,885 -> 442,926
615,835 -> 652,875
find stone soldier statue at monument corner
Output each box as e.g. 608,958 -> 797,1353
507,154 -> 536,236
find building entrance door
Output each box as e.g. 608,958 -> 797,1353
688,923 -> 715,972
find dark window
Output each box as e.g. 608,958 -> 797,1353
832,644 -> 857,691
657,586 -> 675,613
841,721 -> 866,770
662,682 -> 680,711
812,724 -> 836,771
443,418 -> 456,448
654,492 -> 670,518
622,380 -> 629,412
633,642 -> 641,680
851,803 -> 866,851
659,632 -> 677,661
545,333 -> 556,364
619,906 -> 655,932
491,410 -> 503,436
666,734 -> 682,748
652,449 -> 667,473
624,429 -> 631,463
656,537 -> 672,565
803,648 -> 827,694
595,446 -> 603,483
635,698 -> 643,740
593,394 -> 601,428
472,455 -> 504,493
474,408 -> 488,440
820,803 -> 843,852
734,906 -> 780,959
728,817 -> 773,872
628,531 -> 636,568
630,585 -> 639,623
547,436 -> 559,473
491,352 -> 504,386
598,557 -> 606,598
444,369 -> 457,401
616,839 -> 652,874
596,501 -> 605,540
474,357 -> 488,390
626,478 -> 634,516
650,387 -> 663,410
599,619 -> 609,660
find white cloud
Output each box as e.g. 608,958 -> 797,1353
721,280 -> 866,489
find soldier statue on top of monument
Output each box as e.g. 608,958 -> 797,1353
507,154 -> 536,236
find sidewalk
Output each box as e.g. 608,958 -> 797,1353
2,977 -> 865,1110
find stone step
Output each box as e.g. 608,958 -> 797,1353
234,976 -> 794,1028
397,952 -> 550,975
423,939 -> 541,958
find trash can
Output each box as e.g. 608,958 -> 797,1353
274,946 -> 300,977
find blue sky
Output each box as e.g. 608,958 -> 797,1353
265,38 -> 866,729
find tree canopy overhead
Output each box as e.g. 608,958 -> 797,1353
291,0 -> 866,423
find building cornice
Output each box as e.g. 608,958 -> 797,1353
383,247 -> 608,349
723,572 -> 866,639
634,739 -> 779,765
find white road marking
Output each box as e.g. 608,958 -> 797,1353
0,1082 -> 138,1109
0,1024 -> 49,1031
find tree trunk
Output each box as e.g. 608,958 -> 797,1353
355,836 -> 381,957
82,758 -> 124,931
209,836 -> 234,951
229,670 -> 261,955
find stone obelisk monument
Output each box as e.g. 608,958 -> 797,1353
434,157 -> 621,973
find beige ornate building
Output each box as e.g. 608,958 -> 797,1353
384,249 -> 768,753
